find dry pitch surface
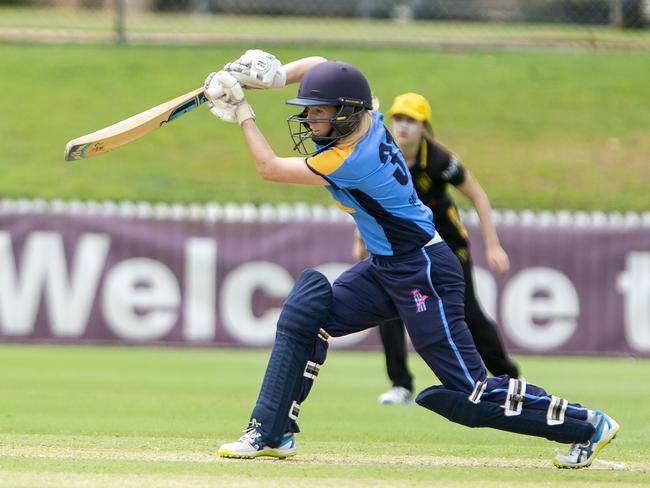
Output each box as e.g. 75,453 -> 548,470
1,443 -> 648,488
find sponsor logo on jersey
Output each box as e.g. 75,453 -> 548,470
441,157 -> 461,181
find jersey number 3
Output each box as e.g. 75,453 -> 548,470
379,129 -> 409,185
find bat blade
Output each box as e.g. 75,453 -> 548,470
64,87 -> 207,161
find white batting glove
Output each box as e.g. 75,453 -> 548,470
204,70 -> 245,104
207,98 -> 237,123
207,98 -> 255,125
204,71 -> 255,125
204,71 -> 223,101
224,49 -> 286,89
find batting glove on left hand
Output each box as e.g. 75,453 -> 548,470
224,49 -> 286,90
204,71 -> 255,125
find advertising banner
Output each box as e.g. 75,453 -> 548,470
1,203 -> 649,356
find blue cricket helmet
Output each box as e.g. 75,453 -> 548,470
286,60 -> 373,109
286,61 -> 373,155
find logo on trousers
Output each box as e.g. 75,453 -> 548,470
412,289 -> 428,313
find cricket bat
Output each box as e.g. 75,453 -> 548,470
64,87 -> 208,161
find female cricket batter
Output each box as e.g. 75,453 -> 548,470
203,50 -> 618,469
357,93 -> 519,405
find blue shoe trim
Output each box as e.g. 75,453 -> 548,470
591,411 -> 609,442
280,434 -> 295,449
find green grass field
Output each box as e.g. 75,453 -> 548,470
1,41 -> 649,210
1,344 -> 649,487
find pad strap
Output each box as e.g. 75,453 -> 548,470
288,401 -> 300,421
468,380 -> 487,404
547,395 -> 568,425
504,378 -> 526,416
304,361 -> 321,380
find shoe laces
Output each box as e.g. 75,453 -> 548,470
239,426 -> 262,447
565,440 -> 591,460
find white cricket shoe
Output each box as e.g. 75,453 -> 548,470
377,386 -> 414,405
553,410 -> 619,469
218,426 -> 296,459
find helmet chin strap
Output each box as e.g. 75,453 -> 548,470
311,127 -> 337,147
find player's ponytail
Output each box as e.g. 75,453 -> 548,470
337,110 -> 373,150
422,121 -> 435,144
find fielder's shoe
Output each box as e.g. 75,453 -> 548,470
218,426 -> 296,459
553,410 -> 619,469
378,386 -> 414,405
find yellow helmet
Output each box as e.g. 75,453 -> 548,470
386,92 -> 432,124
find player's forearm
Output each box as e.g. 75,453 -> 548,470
459,172 -> 501,249
240,119 -> 279,180
283,56 -> 327,85
472,192 -> 501,250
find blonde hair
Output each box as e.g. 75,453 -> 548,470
337,110 -> 374,149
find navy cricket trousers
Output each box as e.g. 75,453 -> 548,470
322,239 -> 588,422
280,239 -> 588,441
325,240 -> 485,393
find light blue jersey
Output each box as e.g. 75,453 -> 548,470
306,112 -> 434,256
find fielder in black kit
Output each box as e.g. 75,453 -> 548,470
354,93 -> 519,405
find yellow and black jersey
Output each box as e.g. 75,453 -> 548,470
410,139 -> 465,204
409,139 -> 469,254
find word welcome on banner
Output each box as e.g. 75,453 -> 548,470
0,200 -> 649,356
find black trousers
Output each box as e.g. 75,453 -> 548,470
379,252 -> 519,391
